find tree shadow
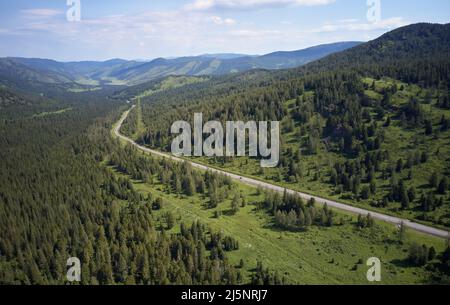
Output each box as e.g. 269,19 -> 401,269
222,209 -> 237,217
390,258 -> 415,269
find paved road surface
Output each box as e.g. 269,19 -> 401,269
114,106 -> 450,239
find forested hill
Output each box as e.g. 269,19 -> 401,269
109,41 -> 361,84
297,23 -> 450,84
123,21 -> 450,118
1,22 -> 450,285
121,22 -> 450,232
118,23 -> 450,107
0,89 -> 257,285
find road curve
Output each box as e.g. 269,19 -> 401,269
114,106 -> 450,239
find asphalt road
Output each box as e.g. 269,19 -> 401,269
114,106 -> 450,239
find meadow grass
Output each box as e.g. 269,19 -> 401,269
107,164 -> 446,285
33,107 -> 73,117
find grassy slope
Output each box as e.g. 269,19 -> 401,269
109,120 -> 447,284
134,98 -> 145,139
135,76 -> 207,99
107,162 -> 446,285
120,76 -> 207,137
187,77 -> 450,230
33,107 -> 73,117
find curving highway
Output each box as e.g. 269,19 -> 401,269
114,106 -> 450,239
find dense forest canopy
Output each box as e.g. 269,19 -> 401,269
118,23 -> 450,230
0,91 -> 269,284
1,23 -> 450,285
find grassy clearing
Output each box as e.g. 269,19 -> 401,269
101,77 -> 129,86
135,76 -> 207,99
74,78 -> 100,86
133,98 -> 145,139
108,127 -> 447,284
106,161 -> 446,285
33,107 -> 73,117
68,87 -> 102,93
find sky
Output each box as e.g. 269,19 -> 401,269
0,0 -> 449,61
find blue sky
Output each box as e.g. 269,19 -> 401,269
0,0 -> 449,61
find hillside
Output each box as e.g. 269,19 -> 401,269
1,22 -> 450,285
255,42 -> 362,69
0,58 -> 109,96
2,84 -> 448,285
120,23 -> 450,231
300,23 -> 450,80
0,58 -> 73,89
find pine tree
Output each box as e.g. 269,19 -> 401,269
361,186 -> 370,200
231,194 -> 240,215
401,188 -> 410,209
408,186 -> 417,202
438,177 -> 448,194
164,212 -> 175,230
239,259 -> 245,269
183,175 -> 196,196
369,180 -> 377,194
429,172 -> 439,188
425,120 -> 433,135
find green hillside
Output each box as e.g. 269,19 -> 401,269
1,22 -> 450,286
121,23 -> 450,230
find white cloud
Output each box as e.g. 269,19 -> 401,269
211,16 -> 236,25
186,0 -> 335,11
21,9 -> 63,18
312,17 -> 408,33
2,3 -> 408,61
229,29 -> 281,38
338,18 -> 358,24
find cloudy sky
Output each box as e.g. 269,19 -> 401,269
0,0 -> 449,61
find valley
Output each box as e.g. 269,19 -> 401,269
1,22 -> 449,286
111,102 -> 448,284
0,41 -> 360,92
115,105 -> 449,238
120,24 -> 450,232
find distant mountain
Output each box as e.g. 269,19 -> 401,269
256,42 -> 362,69
4,58 -> 133,82
0,58 -> 77,95
0,41 -> 362,87
200,53 -> 257,60
107,41 -> 361,84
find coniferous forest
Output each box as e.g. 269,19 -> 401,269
121,23 -> 450,230
1,22 -> 450,286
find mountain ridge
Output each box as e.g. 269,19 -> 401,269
0,41 -> 362,88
